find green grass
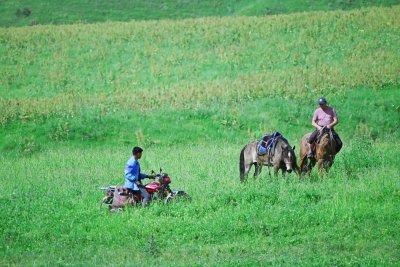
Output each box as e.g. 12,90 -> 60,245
1,6 -> 399,149
1,138 -> 399,265
1,3 -> 400,266
1,0 -> 399,27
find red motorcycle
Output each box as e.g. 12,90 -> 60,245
100,169 -> 190,211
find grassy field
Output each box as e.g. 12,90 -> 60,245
1,0 -> 400,27
1,6 -> 399,150
1,140 -> 399,266
1,2 -> 400,266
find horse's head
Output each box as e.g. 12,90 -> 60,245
316,130 -> 336,167
281,144 -> 296,173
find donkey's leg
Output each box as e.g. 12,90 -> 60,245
293,163 -> 301,179
281,166 -> 287,177
240,162 -> 252,183
254,163 -> 262,177
273,165 -> 279,177
253,163 -> 258,177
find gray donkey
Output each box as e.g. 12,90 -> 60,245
239,134 -> 299,182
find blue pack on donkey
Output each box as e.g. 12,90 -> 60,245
257,131 -> 288,157
240,131 -> 299,182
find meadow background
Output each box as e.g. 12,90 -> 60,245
0,1 -> 399,266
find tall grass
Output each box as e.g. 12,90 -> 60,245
0,138 -> 398,265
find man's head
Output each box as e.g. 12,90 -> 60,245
132,146 -> 143,159
317,97 -> 327,108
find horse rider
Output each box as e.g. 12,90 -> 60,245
124,146 -> 155,207
307,97 -> 342,158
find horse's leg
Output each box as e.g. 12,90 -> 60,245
293,163 -> 301,179
282,167 -> 287,177
317,159 -> 325,175
322,160 -> 333,174
304,157 -> 316,176
299,155 -> 307,175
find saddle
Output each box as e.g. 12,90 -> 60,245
319,127 -> 338,144
312,127 -> 342,154
315,128 -> 330,144
257,131 -> 286,156
257,140 -> 271,156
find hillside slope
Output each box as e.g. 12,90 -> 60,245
0,6 -> 399,150
1,0 -> 399,27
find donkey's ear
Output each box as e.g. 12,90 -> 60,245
293,145 -> 296,151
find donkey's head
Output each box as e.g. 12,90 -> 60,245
281,144 -> 296,173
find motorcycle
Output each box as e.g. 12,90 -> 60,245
100,169 -> 190,211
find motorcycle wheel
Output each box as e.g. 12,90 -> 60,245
165,191 -> 191,204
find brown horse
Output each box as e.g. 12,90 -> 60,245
299,127 -> 337,175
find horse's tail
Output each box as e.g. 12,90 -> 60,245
239,145 -> 246,182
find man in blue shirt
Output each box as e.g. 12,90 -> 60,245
124,146 -> 154,207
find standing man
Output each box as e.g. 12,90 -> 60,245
124,146 -> 154,207
307,97 -> 342,158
